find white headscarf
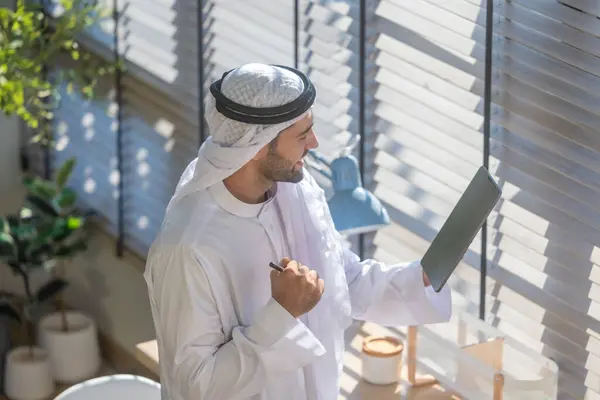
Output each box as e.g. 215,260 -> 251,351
166,63 -> 310,211
167,63 -> 352,399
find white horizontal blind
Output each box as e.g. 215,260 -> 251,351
366,0 -> 485,315
298,0 -> 362,252
204,0 -> 293,81
118,0 -> 200,255
367,0 -> 600,398
299,0 -> 360,168
487,1 -> 600,399
121,75 -> 199,255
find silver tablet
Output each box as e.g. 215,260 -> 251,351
421,166 -> 502,293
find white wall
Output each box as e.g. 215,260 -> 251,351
0,0 -> 21,195
0,113 -> 21,198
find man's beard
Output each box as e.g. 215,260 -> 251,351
260,149 -> 307,183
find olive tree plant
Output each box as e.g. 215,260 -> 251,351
0,0 -> 119,146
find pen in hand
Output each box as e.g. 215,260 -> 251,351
269,262 -> 284,272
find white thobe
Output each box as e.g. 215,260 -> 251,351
144,180 -> 452,400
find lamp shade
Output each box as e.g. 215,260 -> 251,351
328,187 -> 390,235
326,154 -> 390,235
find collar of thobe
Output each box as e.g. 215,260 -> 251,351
208,180 -> 277,218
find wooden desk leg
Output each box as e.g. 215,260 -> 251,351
406,326 -> 438,388
493,373 -> 504,400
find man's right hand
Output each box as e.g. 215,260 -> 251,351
270,257 -> 325,319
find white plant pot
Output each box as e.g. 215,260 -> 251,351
38,311 -> 101,383
4,346 -> 55,400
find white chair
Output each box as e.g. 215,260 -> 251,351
53,374 -> 161,400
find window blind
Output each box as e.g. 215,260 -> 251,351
488,1 -> 600,398
298,0 -> 362,251
117,0 -> 201,255
367,0 -> 485,315
367,0 -> 600,398
29,1 -> 600,397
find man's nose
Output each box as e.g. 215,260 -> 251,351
306,131 -> 319,150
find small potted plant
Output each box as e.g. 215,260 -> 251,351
0,207 -> 67,400
20,158 -> 101,384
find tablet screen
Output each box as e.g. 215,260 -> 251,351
421,166 -> 502,292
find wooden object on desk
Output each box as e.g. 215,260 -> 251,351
406,326 -> 439,388
136,340 -> 159,376
458,337 -> 505,400
407,324 -> 505,400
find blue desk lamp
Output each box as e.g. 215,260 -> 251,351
308,135 -> 390,236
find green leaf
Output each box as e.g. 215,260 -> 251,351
50,218 -> 70,241
19,207 -> 33,220
0,217 -> 9,234
13,224 -> 35,242
67,216 -> 82,230
25,195 -> 58,217
58,188 -> 77,209
56,157 -> 76,190
26,243 -> 53,265
0,302 -> 21,324
0,232 -> 16,260
22,177 -> 56,201
37,89 -> 51,98
29,134 -> 43,144
35,278 -> 68,304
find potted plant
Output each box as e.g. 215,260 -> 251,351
0,206 -> 69,400
20,157 -> 101,384
0,159 -> 97,398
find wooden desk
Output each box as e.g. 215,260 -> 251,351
134,338 -> 459,399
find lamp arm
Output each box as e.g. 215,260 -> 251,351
340,134 -> 360,157
307,150 -> 330,167
306,160 -> 332,180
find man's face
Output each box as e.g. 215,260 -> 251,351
258,112 -> 319,183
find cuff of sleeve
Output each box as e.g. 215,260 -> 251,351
246,298 -> 326,371
246,297 -> 305,347
392,261 -> 453,323
391,261 -> 429,300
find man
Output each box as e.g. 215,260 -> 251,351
144,63 -> 452,400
